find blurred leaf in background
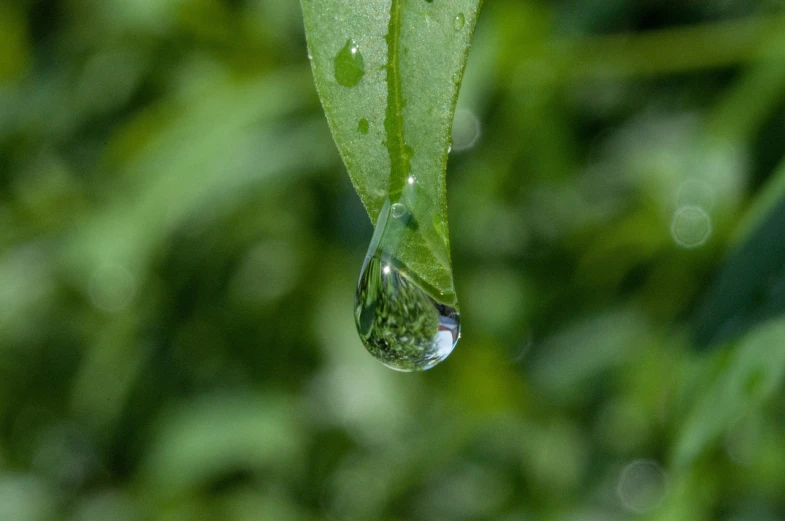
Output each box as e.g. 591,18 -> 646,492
2,0 -> 785,520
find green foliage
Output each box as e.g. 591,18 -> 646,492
2,1 -> 785,520
674,318 -> 785,469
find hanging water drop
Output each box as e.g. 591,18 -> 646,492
355,194 -> 460,372
334,39 -> 365,87
453,13 -> 466,31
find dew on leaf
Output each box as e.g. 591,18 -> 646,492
390,202 -> 407,218
334,39 -> 365,87
358,118 -> 369,134
451,107 -> 482,152
453,13 -> 466,31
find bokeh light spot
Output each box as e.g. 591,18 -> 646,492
88,264 -> 136,312
617,459 -> 667,513
671,205 -> 712,249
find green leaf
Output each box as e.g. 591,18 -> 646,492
673,317 -> 785,469
301,0 -> 482,299
693,181 -> 785,348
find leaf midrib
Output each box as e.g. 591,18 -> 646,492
384,0 -> 409,198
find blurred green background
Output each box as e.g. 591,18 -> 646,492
3,0 -> 785,519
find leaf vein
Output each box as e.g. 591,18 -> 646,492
384,0 -> 409,196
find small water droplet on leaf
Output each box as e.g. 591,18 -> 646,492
334,39 -> 365,87
391,203 -> 406,218
453,13 -> 465,31
358,118 -> 369,134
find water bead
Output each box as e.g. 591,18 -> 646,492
333,39 -> 365,87
390,202 -> 406,218
453,13 -> 466,31
357,118 -> 369,134
354,194 -> 460,372
355,256 -> 460,371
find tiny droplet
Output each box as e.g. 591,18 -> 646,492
453,13 -> 466,31
358,118 -> 369,134
391,203 -> 406,218
451,108 -> 482,152
333,39 -> 365,87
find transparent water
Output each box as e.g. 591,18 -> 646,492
354,195 -> 460,372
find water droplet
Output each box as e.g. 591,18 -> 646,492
453,13 -> 465,31
671,205 -> 711,249
357,118 -> 369,134
355,197 -> 460,372
451,107 -> 482,152
334,39 -> 365,88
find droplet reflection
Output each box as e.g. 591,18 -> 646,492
355,256 -> 460,371
354,194 -> 460,372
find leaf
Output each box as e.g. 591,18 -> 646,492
139,394 -> 305,499
301,0 -> 482,298
693,171 -> 785,348
673,317 -> 785,469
